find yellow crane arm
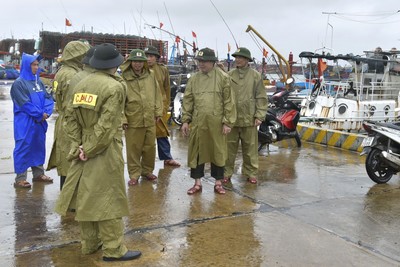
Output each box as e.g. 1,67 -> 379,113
246,25 -> 292,83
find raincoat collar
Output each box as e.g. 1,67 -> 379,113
19,53 -> 42,81
122,65 -> 150,81
236,65 -> 250,79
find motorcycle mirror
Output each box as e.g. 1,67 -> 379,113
285,77 -> 294,85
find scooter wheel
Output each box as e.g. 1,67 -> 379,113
170,107 -> 183,126
365,148 -> 394,183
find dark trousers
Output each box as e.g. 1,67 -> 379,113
190,163 -> 224,180
157,137 -> 173,160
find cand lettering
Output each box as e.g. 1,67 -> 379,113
73,93 -> 98,107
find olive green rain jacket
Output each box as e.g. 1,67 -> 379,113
67,65 -> 96,100
151,63 -> 170,137
47,41 -> 90,176
228,66 -> 268,126
121,65 -> 163,127
182,67 -> 236,168
55,70 -> 129,221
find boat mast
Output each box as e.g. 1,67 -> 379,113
209,0 -> 238,49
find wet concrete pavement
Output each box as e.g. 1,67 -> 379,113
1,84 -> 400,267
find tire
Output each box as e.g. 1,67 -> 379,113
172,116 -> 182,126
171,107 -> 183,126
294,132 -> 301,147
172,93 -> 183,126
365,148 -> 394,183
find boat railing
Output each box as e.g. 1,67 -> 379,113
318,80 -> 400,101
355,81 -> 400,101
300,109 -> 399,123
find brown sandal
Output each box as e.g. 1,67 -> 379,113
32,174 -> 53,183
14,180 -> 32,188
247,177 -> 257,184
164,159 -> 181,167
214,184 -> 226,194
222,176 -> 231,184
187,184 -> 202,195
143,173 -> 157,181
128,178 -> 138,186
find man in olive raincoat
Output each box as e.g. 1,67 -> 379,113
223,47 -> 268,185
47,40 -> 90,190
181,47 -> 236,195
10,53 -> 54,188
145,45 -> 181,167
67,45 -> 96,99
121,49 -> 163,186
55,43 -> 141,262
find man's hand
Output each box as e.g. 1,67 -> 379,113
181,122 -> 190,137
222,124 -> 231,135
254,118 -> 262,127
79,146 -> 88,161
122,123 -> 128,130
42,113 -> 49,121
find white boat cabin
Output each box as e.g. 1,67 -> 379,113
299,49 -> 400,132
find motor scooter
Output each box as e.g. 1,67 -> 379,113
360,121 -> 400,183
258,90 -> 302,151
170,74 -> 191,126
170,83 -> 186,126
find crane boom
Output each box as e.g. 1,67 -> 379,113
246,25 -> 292,83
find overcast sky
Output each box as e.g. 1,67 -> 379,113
3,0 -> 400,63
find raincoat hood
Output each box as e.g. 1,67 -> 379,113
19,53 -> 42,81
60,40 -> 90,65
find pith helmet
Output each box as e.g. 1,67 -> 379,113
127,49 -> 147,61
232,47 -> 253,62
195,47 -> 218,61
144,46 -> 160,57
89,43 -> 124,69
82,46 -> 95,65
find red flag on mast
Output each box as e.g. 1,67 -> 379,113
175,36 -> 181,43
159,22 -> 164,28
192,31 -> 197,38
65,18 -> 72,27
262,48 -> 268,57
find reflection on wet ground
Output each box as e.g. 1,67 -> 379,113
0,90 -> 400,266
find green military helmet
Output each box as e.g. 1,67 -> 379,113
128,49 -> 147,61
232,47 -> 253,62
144,46 -> 160,57
195,47 -> 218,61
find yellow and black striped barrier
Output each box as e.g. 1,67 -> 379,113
296,123 -> 365,152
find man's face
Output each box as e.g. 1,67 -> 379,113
31,60 -> 39,75
131,61 -> 144,73
234,56 -> 249,68
197,60 -> 214,73
146,54 -> 157,67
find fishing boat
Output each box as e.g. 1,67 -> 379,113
298,48 -> 400,132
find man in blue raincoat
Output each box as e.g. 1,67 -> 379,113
10,53 -> 54,188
